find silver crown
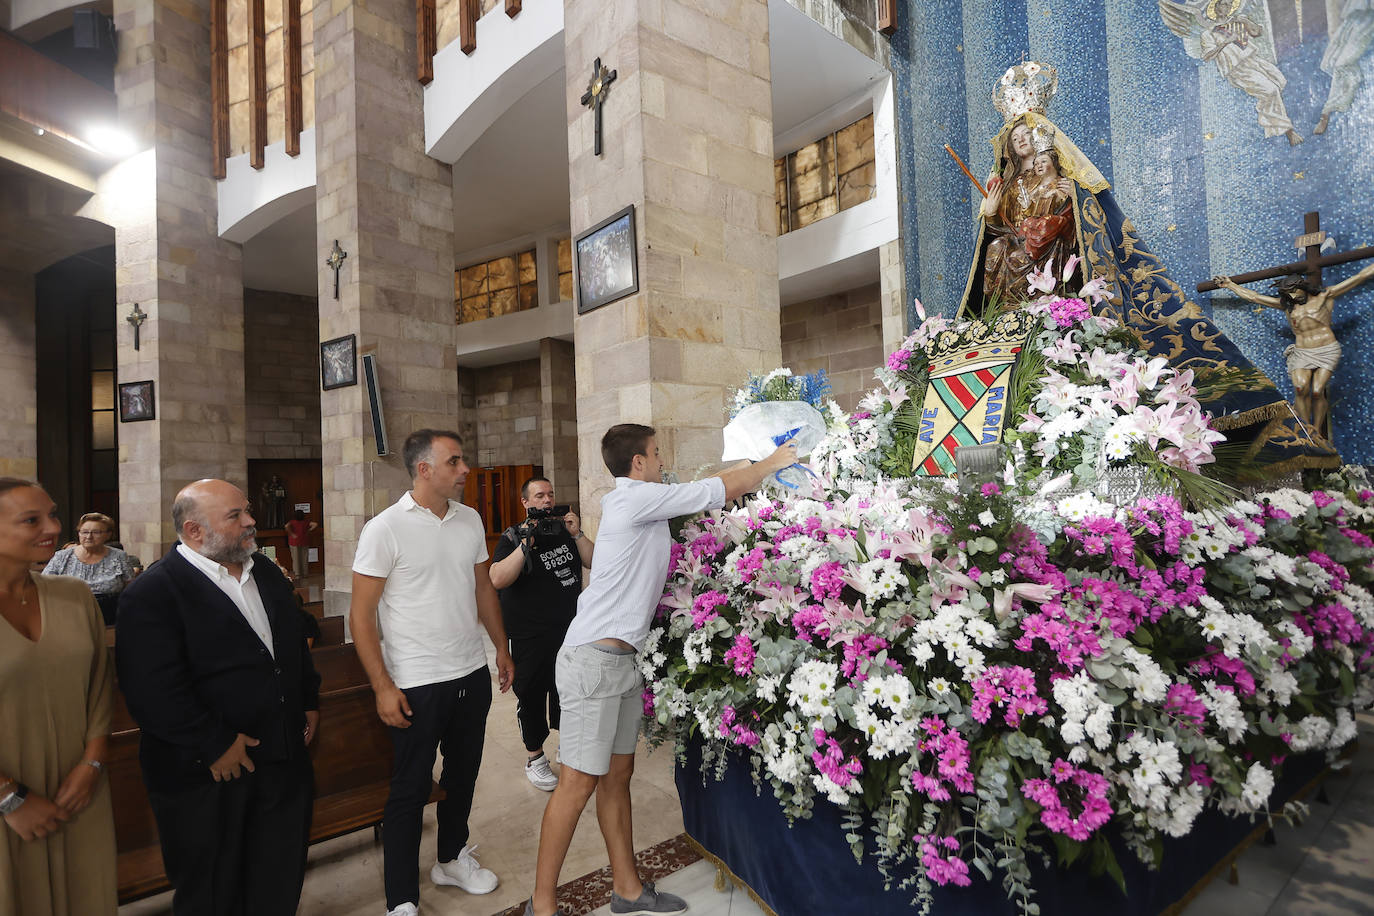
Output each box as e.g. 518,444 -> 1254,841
1031,123 -> 1056,153
991,61 -> 1059,123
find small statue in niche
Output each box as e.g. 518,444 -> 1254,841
259,475 -> 289,530
1212,261 -> 1374,439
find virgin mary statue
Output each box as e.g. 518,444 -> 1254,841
958,61 -> 1338,473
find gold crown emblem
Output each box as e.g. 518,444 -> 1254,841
992,61 -> 1059,123
924,310 -> 1037,374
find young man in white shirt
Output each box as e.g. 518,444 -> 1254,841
525,424 -> 797,916
349,430 -> 515,916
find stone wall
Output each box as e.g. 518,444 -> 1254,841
785,0 -> 886,65
781,282 -> 883,413
465,358 -> 543,468
566,0 -> 782,535
313,0 -> 459,594
0,269 -> 36,479
244,288 -> 321,460
113,0 -> 248,564
540,337 -> 578,510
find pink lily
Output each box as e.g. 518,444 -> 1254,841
1078,275 -> 1110,304
1060,254 -> 1082,284
1028,262 -> 1057,295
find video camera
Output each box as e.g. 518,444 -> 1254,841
514,504 -> 571,545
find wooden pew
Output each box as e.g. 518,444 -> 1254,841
111,641 -> 442,903
316,613 -> 345,647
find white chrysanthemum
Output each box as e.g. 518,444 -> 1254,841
1056,490 -> 1116,523
1329,708 -> 1357,750
787,660 -> 840,718
1240,762 -> 1274,810
1286,715 -> 1333,753
1202,680 -> 1247,743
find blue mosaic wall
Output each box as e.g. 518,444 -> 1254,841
890,0 -> 1374,461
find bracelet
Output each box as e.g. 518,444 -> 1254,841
81,759 -> 103,772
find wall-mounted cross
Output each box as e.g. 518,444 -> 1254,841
1197,211 -> 1374,293
126,303 -> 147,351
325,240 -> 348,299
580,57 -> 617,157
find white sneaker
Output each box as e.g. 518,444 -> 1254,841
430,843 -> 499,894
385,904 -> 418,916
526,753 -> 559,791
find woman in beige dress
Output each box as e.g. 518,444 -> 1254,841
0,478 -> 117,916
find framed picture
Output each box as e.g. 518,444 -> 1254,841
575,204 -> 638,314
118,380 -> 155,422
320,334 -> 357,390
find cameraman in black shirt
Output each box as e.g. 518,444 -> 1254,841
489,476 -> 594,791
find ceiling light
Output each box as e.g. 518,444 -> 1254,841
85,125 -> 136,158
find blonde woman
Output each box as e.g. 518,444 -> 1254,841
43,512 -> 133,625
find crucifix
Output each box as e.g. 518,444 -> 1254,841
1200,211 -> 1374,441
325,240 -> 348,299
579,57 -> 617,157
126,303 -> 147,351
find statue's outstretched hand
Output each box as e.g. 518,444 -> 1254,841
1212,275 -> 1231,287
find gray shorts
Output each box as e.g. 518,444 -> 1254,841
555,643 -> 642,776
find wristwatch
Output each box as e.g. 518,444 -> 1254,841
0,782 -> 28,816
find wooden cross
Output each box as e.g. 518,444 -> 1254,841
325,240 -> 347,300
126,303 -> 147,351
580,57 -> 616,157
1196,211 -> 1374,293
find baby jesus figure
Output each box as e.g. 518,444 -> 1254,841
1020,149 -> 1074,262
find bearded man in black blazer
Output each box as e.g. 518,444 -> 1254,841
116,478 -> 321,916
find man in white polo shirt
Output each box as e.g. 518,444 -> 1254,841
349,429 -> 515,916
525,424 -> 797,916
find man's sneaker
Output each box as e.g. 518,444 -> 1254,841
522,898 -> 570,916
385,904 -> 418,916
526,753 -> 558,791
430,843 -> 498,894
609,881 -> 688,915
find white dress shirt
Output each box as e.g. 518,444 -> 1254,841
177,543 -> 275,658
564,476 -> 727,650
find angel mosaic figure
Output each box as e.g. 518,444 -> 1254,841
1158,0 -> 1302,145
957,61 -> 1340,474
1316,0 -> 1374,134
1212,262 -> 1374,439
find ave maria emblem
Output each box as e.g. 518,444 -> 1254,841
912,310 -> 1037,476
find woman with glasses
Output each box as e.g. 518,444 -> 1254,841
41,513 -> 134,626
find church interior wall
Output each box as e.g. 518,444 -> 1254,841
463,357 -> 544,469
781,280 -> 885,412
890,0 -> 1374,461
0,267 -> 37,481
243,287 -> 322,461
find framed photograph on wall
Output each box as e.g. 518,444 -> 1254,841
574,205 -> 638,314
118,380 -> 155,422
320,334 -> 357,390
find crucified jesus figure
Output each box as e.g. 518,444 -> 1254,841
1213,261 -> 1374,439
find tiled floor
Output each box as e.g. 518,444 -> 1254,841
118,636 -> 1373,916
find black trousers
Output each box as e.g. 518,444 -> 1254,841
383,667 -> 492,909
510,629 -> 566,753
147,757 -> 313,916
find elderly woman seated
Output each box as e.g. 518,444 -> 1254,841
42,512 -> 135,626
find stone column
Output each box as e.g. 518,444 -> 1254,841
540,337 -> 579,510
314,0 -> 458,599
0,269 -> 37,480
112,0 -> 247,563
879,239 -> 907,355
566,0 -> 781,533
